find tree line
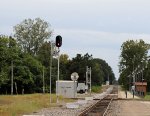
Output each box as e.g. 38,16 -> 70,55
0,18 -> 115,94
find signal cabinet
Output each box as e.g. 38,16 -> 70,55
56,80 -> 77,98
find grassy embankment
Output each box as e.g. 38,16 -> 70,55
0,85 -> 105,116
0,94 -> 74,116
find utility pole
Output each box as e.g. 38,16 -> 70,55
50,42 -> 54,104
11,60 -> 13,95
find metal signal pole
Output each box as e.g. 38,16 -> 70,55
55,35 -> 62,103
56,48 -> 60,103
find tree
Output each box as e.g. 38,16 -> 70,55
0,33 -> 116,94
68,54 -> 93,82
0,36 -> 20,94
37,41 -> 51,67
14,18 -> 53,55
22,54 -> 43,93
0,36 -> 9,71
11,53 -> 43,93
60,54 -> 69,64
91,61 -> 103,85
119,39 -> 150,89
63,53 -> 115,85
119,39 -> 150,74
92,58 -> 115,85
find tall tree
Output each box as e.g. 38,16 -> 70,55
119,39 -> 150,74
14,18 -> 53,55
119,39 -> 150,89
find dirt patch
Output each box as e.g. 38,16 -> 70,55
0,100 -> 11,105
102,85 -> 110,92
108,100 -> 150,116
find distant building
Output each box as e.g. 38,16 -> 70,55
135,82 -> 147,96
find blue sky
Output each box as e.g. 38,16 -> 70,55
1,0 -> 150,79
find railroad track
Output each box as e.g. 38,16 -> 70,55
78,85 -> 118,116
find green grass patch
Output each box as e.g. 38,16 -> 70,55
0,94 -> 75,116
144,93 -> 150,100
91,85 -> 102,93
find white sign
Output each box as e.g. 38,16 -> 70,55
71,72 -> 79,81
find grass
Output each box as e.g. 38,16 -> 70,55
0,94 -> 75,116
91,85 -> 102,93
144,92 -> 150,100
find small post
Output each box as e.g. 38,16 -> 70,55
125,90 -> 127,98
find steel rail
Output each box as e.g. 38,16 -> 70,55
78,95 -> 113,116
78,85 -> 118,116
78,98 -> 103,116
103,98 -> 113,116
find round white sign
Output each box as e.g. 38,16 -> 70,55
71,72 -> 79,81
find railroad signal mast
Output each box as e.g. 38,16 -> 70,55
50,35 -> 62,104
55,35 -> 62,103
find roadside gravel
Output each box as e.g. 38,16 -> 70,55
32,100 -> 96,116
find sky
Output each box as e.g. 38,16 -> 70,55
1,0 -> 150,79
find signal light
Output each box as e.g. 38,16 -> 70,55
56,35 -> 62,47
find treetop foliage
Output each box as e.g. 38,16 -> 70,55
119,39 -> 150,91
14,18 -> 53,55
0,18 -> 115,94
